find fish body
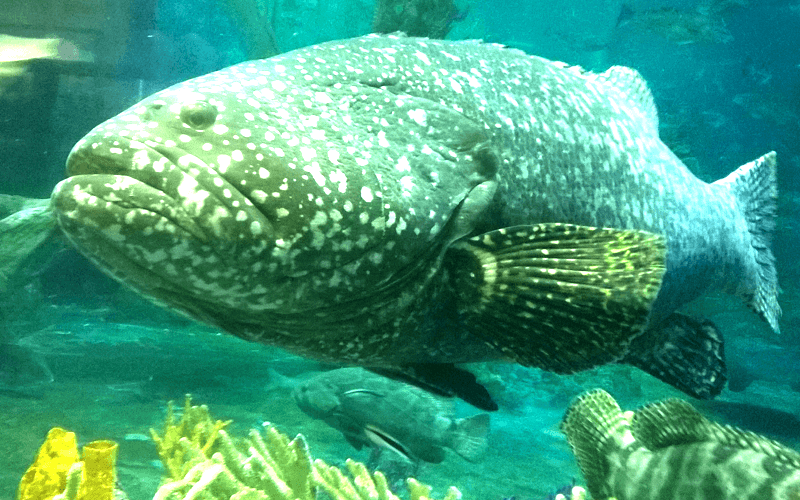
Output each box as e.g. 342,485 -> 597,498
50,34 -> 778,405
561,389 -> 800,499
293,367 -> 489,463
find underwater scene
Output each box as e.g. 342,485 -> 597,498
2,0 -> 800,498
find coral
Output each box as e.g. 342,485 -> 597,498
17,427 -> 79,500
149,394 -> 233,482
314,457 -> 462,500
52,463 -> 82,500
152,426 -> 314,500
16,427 -> 118,500
551,485 -> 588,500
152,395 -> 463,500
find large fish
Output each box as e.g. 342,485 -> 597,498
293,367 -> 490,463
49,34 -> 779,409
561,389 -> 800,499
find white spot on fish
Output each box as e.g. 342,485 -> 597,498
413,50 -> 431,65
328,169 -> 346,193
217,155 -> 231,170
304,163 -> 326,187
301,147 -> 317,162
400,175 -> 415,195
396,156 -> 411,172
252,190 -> 268,203
407,109 -> 427,126
360,186 -> 374,203
377,131 -> 389,148
315,92 -> 333,104
213,124 -> 229,135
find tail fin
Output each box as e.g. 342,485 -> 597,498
450,413 -> 490,462
714,151 -> 780,332
560,390 -> 633,500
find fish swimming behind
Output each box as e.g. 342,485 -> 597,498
293,367 -> 490,463
49,33 -> 779,409
561,389 -> 800,499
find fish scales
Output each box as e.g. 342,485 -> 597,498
561,390 -> 800,499
50,34 -> 779,406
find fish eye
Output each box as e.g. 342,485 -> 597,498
180,101 -> 217,129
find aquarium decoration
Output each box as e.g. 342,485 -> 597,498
14,395 -> 467,500
16,427 -> 118,500
149,395 -> 464,500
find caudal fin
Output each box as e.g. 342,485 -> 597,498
714,151 -> 780,332
450,413 -> 490,462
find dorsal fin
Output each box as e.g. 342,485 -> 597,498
593,66 -> 659,135
630,399 -> 708,448
632,399 -> 800,469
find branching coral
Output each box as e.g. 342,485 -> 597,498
19,395 -> 464,500
150,394 -> 233,482
151,395 -> 463,500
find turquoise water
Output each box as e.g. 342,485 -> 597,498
2,0 -> 800,498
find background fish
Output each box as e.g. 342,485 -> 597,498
561,389 -> 800,500
293,367 -> 490,464
49,33 -> 778,407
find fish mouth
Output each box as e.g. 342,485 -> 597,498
51,130 -> 398,319
51,134 -> 289,315
60,135 -> 278,248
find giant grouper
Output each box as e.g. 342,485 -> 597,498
47,33 -> 779,410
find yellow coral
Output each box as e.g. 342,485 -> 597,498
17,427 -> 79,500
149,394 -> 232,482
152,395 -> 462,500
77,440 -> 117,500
16,428 -> 118,500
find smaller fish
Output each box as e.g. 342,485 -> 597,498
561,389 -> 800,500
293,367 -> 489,464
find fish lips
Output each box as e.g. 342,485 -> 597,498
60,133 -> 278,248
51,135 -> 283,308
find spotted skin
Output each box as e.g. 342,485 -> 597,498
51,34 -> 778,373
561,390 -> 800,500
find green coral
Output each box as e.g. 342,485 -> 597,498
151,395 -> 462,500
314,458 -> 462,500
150,395 -> 233,482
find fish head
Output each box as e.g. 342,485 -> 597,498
292,376 -> 342,419
50,49 -> 499,334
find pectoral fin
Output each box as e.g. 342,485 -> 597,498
446,223 -> 666,373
